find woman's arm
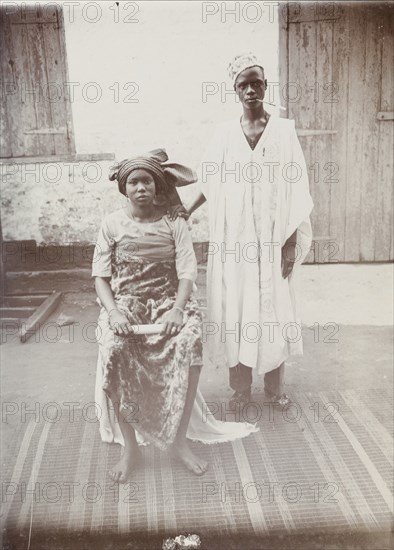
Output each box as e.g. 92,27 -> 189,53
174,278 -> 193,311
95,276 -> 134,335
95,276 -> 117,312
161,216 -> 197,335
161,278 -> 193,335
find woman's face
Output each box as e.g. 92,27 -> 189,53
125,169 -> 156,206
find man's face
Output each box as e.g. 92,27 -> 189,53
234,66 -> 267,110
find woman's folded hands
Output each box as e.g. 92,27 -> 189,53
108,307 -> 183,337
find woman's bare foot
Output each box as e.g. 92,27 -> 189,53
171,441 -> 208,476
108,446 -> 142,483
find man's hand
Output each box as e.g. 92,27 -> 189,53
167,204 -> 190,221
161,307 -> 183,335
109,309 -> 134,336
281,231 -> 297,279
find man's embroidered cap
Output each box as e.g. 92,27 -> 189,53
228,52 -> 265,85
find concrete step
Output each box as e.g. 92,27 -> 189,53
0,317 -> 26,328
6,269 -> 94,294
1,295 -> 48,308
0,307 -> 36,318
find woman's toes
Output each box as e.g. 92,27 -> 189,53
108,447 -> 141,484
109,468 -> 124,483
196,459 -> 208,475
172,444 -> 209,476
195,463 -> 207,476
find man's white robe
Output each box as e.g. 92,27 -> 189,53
199,114 -> 313,374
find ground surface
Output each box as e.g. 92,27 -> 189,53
1,263 -> 393,549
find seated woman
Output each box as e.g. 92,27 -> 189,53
93,149 -> 258,483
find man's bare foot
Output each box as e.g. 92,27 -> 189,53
108,446 -> 142,483
171,441 -> 208,476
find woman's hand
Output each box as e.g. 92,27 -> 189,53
167,204 -> 190,221
161,307 -> 183,336
108,309 -> 134,336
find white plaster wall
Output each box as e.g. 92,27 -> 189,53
1,1 -> 279,244
0,160 -> 124,244
63,1 -> 279,242
64,1 -> 279,160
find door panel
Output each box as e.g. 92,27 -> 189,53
0,5 -> 74,157
280,2 -> 394,262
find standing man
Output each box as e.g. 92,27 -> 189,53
171,53 -> 313,407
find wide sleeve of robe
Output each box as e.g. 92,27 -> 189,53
282,119 -> 314,264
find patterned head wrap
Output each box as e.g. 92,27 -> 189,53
109,149 -> 197,204
227,52 -> 265,86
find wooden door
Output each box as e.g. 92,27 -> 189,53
0,4 -> 75,158
279,2 -> 393,262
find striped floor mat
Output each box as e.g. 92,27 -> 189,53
2,388 -> 393,548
